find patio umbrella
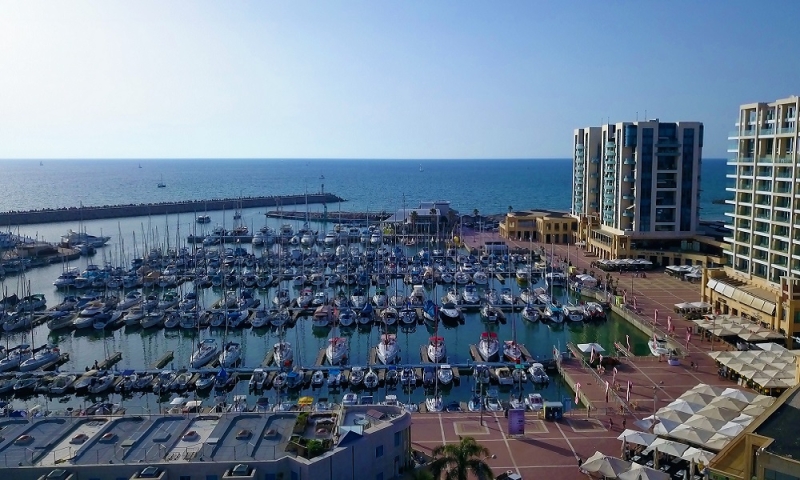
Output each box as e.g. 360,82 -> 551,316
678,392 -> 714,406
704,433 -> 732,451
685,415 -> 727,432
617,463 -> 670,480
654,409 -> 692,423
652,418 -> 683,436
691,384 -> 726,396
717,421 -> 744,437
742,404 -> 767,417
731,413 -> 754,425
709,396 -> 748,411
582,451 -> 631,478
669,424 -> 715,446
666,399 -> 705,415
617,429 -> 658,447
696,405 -> 739,423
682,447 -> 716,465
297,396 -> 314,406
645,438 -> 690,458
577,343 -> 606,353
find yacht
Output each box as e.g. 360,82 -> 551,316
521,305 -> 540,323
118,291 -> 143,310
461,284 -> 480,307
648,335 -> 670,357
380,306 -> 398,326
87,371 -> 116,394
400,367 -> 417,386
545,271 -> 567,288
408,284 -> 426,307
47,311 -> 77,331
478,332 -> 499,361
425,395 -> 443,412
437,364 -> 454,385
399,306 -> 417,325
249,368 -> 268,391
349,366 -> 365,386
564,305 -> 585,323
584,302 -> 606,321
363,368 -> 379,389
49,373 -> 77,394
311,370 -> 325,388
528,363 -> 550,384
500,287 -> 515,305
542,303 -> 563,323
190,339 -> 219,368
326,337 -> 348,365
438,302 -> 461,325
60,229 -> 110,248
0,345 -> 32,372
338,307 -> 356,327
19,345 -> 61,372
481,304 -> 500,323
495,367 -> 514,386
376,333 -> 399,364
218,341 -> 241,368
273,341 -> 293,365
427,336 -> 446,363
503,340 -> 522,363
140,311 -> 164,328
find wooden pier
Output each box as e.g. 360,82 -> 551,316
419,346 -> 430,363
614,341 -> 633,357
315,349 -> 327,366
262,350 -> 275,367
469,344 -> 482,362
368,347 -> 378,365
518,344 -> 534,362
151,351 -> 173,370
99,352 -> 123,370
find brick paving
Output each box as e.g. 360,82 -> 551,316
407,227 -> 752,478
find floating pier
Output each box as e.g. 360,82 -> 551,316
150,351 -> 173,370
98,352 -> 123,370
315,349 -> 327,366
262,350 -> 275,367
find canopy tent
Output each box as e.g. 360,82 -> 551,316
677,391 -> 715,406
696,404 -> 740,423
684,415 -> 727,433
577,343 -> 606,353
666,399 -> 705,415
644,438 -> 690,457
654,409 -> 692,424
704,433 -> 732,451
582,451 -> 632,478
652,418 -> 683,436
669,424 -> 715,446
681,447 -> 716,465
717,421 -> 745,437
708,396 -> 749,411
617,429 -> 658,447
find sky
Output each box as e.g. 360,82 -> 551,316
1,1 -> 798,160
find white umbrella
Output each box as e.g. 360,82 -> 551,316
742,404 -> 767,417
704,433 -> 732,451
617,463 -> 670,480
682,446 -> 716,464
691,384 -> 726,396
645,437 -> 690,457
678,391 -> 714,406
666,399 -> 704,415
708,396 -> 749,412
577,342 -> 606,353
669,424 -> 715,446
696,405 -> 739,422
652,418 -> 683,435
654,409 -> 692,423
582,451 -> 631,477
751,395 -> 777,408
617,429 -> 658,447
717,421 -> 744,437
731,413 -> 754,425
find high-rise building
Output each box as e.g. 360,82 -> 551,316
573,119 -> 715,266
703,96 -> 800,343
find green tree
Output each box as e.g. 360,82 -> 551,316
430,437 -> 494,480
473,208 -> 479,219
408,469 -> 435,480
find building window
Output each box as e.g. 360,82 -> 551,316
376,445 -> 384,457
394,431 -> 401,446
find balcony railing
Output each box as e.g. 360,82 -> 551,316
759,128 -> 775,135
623,157 -> 635,165
779,127 -> 796,135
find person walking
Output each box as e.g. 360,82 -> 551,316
609,417 -> 614,430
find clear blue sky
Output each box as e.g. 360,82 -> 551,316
1,1 -> 798,159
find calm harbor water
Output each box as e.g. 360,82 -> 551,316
0,157 -> 728,412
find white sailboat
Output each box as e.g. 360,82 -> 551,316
376,333 -> 399,364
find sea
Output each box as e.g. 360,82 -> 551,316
0,158 -> 729,414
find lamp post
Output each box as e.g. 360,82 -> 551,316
479,378 -> 485,427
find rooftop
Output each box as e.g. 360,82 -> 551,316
757,387 -> 800,459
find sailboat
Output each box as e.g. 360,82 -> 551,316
376,333 -> 399,364
157,174 -> 166,188
273,327 -> 293,366
325,311 -> 348,365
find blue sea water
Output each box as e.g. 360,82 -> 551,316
0,158 -> 730,220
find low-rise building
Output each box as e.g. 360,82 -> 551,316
499,209 -> 577,244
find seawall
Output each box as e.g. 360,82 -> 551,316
0,193 -> 345,226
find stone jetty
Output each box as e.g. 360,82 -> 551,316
0,193 -> 345,225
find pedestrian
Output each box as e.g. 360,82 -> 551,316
622,417 -> 626,430
578,457 -> 584,473
609,417 -> 614,430
690,361 -> 695,369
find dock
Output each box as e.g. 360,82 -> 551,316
518,344 -> 534,362
151,351 -> 174,370
614,341 -> 633,357
98,352 -> 123,370
368,347 -> 378,366
262,350 -> 275,367
469,344 -> 482,362
419,346 -> 430,363
315,349 -> 327,366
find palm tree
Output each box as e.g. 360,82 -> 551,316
508,205 -> 513,214
473,208 -> 479,220
408,469 -> 434,480
430,437 -> 494,480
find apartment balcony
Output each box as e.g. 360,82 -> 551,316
656,139 -> 680,147
575,172 -> 584,179
759,128 -> 775,136
591,157 -> 600,164
622,194 -> 635,200
623,176 -> 635,182
575,144 -> 585,151
739,129 -> 756,137
623,157 -> 635,165
622,211 -> 634,217
656,149 -> 679,156
778,127 -> 796,135
723,236 -> 734,244
730,156 -> 754,165
590,202 -> 598,208
774,156 -> 794,164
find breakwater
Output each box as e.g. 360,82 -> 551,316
0,193 -> 345,226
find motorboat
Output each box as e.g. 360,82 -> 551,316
13,373 -> 40,393
49,373 -> 77,394
425,395 -> 443,412
140,311 -> 165,329
500,287 -> 515,305
218,341 -> 242,368
408,284 -> 426,307
87,371 -> 116,394
327,369 -> 342,388
468,394 -> 483,412
272,372 -> 287,390
118,291 -> 143,310
133,372 -> 155,390
350,288 -> 368,309
437,364 -> 454,385
521,305 -> 540,323
478,332 -> 499,361
47,311 -> 76,331
19,345 -> 61,372
94,311 -> 120,330
422,366 -> 436,387
512,367 -> 527,383
461,284 -> 480,306
484,390 -> 502,411
349,366 -> 365,386
438,302 -> 461,325
400,367 -> 417,386
115,370 -> 139,392
269,308 -> 290,328
358,303 -> 373,325
564,305 -> 585,323
385,366 -> 399,385
338,307 -> 356,327
525,393 -> 544,411
473,364 -> 491,384
313,305 -> 333,328
73,302 -> 104,329
272,289 -> 290,308
326,337 -> 348,365
372,288 -> 388,308
311,370 -> 325,387
503,340 -> 522,363
472,271 -> 489,285
484,288 -> 499,305
649,336 -> 670,357
170,371 -> 193,391
273,341 -> 293,366
380,306 -> 398,326
481,304 -> 500,323
495,367 -> 514,386
542,303 -> 563,323
545,272 -> 566,288
363,368 -> 379,389
342,393 -> 358,406
399,307 -> 417,325
528,362 -> 550,384
584,302 -> 606,320
194,372 -> 215,391
123,306 -> 146,325
376,333 -> 399,364
190,339 -> 219,368
427,336 -> 446,363
286,371 -> 303,390
296,288 -> 314,309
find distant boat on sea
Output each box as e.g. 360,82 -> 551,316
139,163 -> 142,169
319,174 -> 325,180
419,164 -> 423,172
157,175 -> 166,188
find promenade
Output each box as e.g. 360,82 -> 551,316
408,227 -> 749,478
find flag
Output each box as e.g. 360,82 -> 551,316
626,334 -> 631,352
653,333 -> 659,345
667,315 -> 673,333
654,309 -> 659,324
575,382 -> 581,405
599,354 -> 604,365
612,367 -> 618,384
590,347 -> 596,364
686,329 -> 692,347
605,381 -> 610,402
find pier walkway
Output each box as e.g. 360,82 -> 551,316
0,193 -> 344,225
